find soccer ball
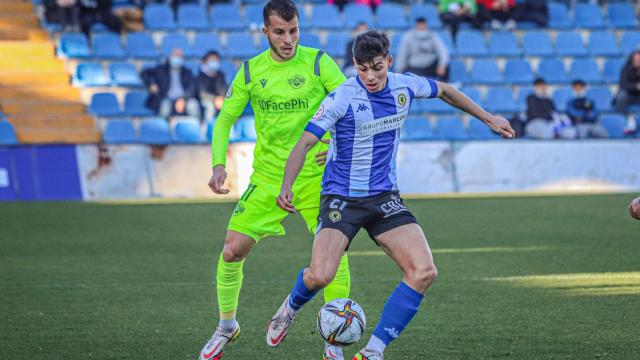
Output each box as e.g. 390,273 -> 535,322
317,298 -> 366,346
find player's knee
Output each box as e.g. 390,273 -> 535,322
222,240 -> 248,263
408,264 -> 438,290
306,268 -> 336,289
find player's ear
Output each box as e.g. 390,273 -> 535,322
387,55 -> 393,70
262,24 -> 268,36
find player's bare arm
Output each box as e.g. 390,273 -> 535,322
277,132 -> 320,213
436,81 -> 516,139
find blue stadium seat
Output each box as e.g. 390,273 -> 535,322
210,4 -> 243,31
586,87 -> 613,112
344,4 -> 374,29
89,92 -> 122,117
449,59 -> 468,84
124,91 -> 154,116
603,58 -> 624,83
548,3 -> 573,29
103,119 -> 137,144
608,3 -> 638,29
436,31 -> 455,56
435,117 -> 467,140
375,4 -> 408,30
58,32 -> 90,58
140,118 -> 173,144
470,59 -> 503,84
460,87 -> 482,105
92,33 -> 126,60
244,4 -> 263,27
555,32 -> 587,57
504,59 -> 534,85
456,30 -> 488,57
220,60 -> 237,84
235,117 -> 257,141
588,32 -> 621,57
537,59 -> 569,84
144,4 -> 176,31
310,4 -> 344,30
192,33 -> 222,58
485,87 -> 518,113
468,118 -> 499,140
600,114 -> 626,138
74,62 -> 110,87
517,87 -> 533,111
620,31 -> 640,54
126,32 -> 157,59
401,117 -> 434,140
205,120 -> 214,143
569,59 -> 602,83
0,120 -> 18,146
325,32 -> 350,58
553,87 -> 573,112
174,118 -> 203,144
299,33 -> 322,49
177,4 -> 209,30
226,33 -> 257,59
161,33 -> 194,58
297,5 -> 310,31
574,3 -> 607,29
409,4 -> 442,29
421,99 -> 454,114
110,63 -> 142,87
488,32 -> 520,57
522,31 -> 553,57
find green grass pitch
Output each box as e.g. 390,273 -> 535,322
1,193 -> 639,359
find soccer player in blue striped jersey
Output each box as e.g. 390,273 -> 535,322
266,30 -> 515,360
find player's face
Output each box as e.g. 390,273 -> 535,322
354,55 -> 392,93
263,14 -> 299,61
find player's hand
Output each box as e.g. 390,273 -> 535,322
485,115 -> 516,139
315,138 -> 330,166
277,186 -> 295,214
209,165 -> 229,195
629,196 -> 640,220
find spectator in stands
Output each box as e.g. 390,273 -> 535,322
439,0 -> 481,39
614,48 -> 640,114
343,22 -> 369,77
79,0 -> 122,36
477,0 -> 516,30
525,78 -> 576,139
396,17 -> 449,81
329,0 -> 380,13
513,0 -> 548,27
566,79 -> 607,139
141,48 -> 201,119
44,0 -> 80,31
197,51 -> 228,122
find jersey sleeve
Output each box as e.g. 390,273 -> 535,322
218,63 -> 251,117
319,52 -> 347,93
405,73 -> 439,99
304,86 -> 350,139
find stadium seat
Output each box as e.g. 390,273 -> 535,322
92,33 -> 126,60
161,33 -> 194,58
375,4 -> 408,30
586,87 -> 613,112
205,120 -> 214,143
124,91 -> 154,116
468,118 -> 499,140
603,59 -> 624,83
409,4 -> 442,29
139,118 -> 173,144
226,33 -> 257,59
74,62 -> 110,87
421,99 -> 454,114
504,59 -> 534,85
456,30 -> 488,57
89,92 -> 122,117
435,117 -> 467,140
126,32 -> 158,59
0,120 -> 18,146
574,3 -> 607,29
144,4 -> 176,31
401,117 -> 434,140
325,32 -> 351,58
460,87 -> 482,105
299,33 -> 322,49
470,59 -> 504,84
344,4 -> 374,29
620,31 -> 640,54
522,31 -> 554,57
58,32 -> 90,58
488,32 -> 520,57
244,4 -> 263,27
310,4 -> 344,30
552,87 -> 573,112
485,87 -> 518,113
191,33 -> 223,58
517,87 -> 533,111
608,3 -> 638,29
449,59 -> 468,84
103,119 -> 137,144
210,4 -> 243,31
555,32 -> 587,57
537,59 -> 569,84
588,32 -> 621,57
436,31 -> 455,56
177,4 -> 210,31
220,60 -> 237,84
109,63 -> 143,87
548,3 -> 573,29
174,118 -> 203,144
235,117 -> 257,141
569,59 -> 602,83
297,5 -> 310,31
600,114 -> 626,138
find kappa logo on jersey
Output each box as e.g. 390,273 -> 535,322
288,74 -> 306,89
380,195 -> 407,218
225,86 -> 233,98
313,105 -> 325,120
260,79 -> 267,88
356,103 -> 369,112
397,93 -> 407,107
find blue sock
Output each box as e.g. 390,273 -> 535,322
372,282 -> 424,345
287,269 -> 319,312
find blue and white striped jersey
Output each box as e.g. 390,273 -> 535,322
305,72 -> 439,197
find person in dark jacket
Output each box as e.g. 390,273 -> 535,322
141,48 -> 201,119
566,79 -> 607,138
79,0 -> 122,36
614,49 -> 640,114
525,78 -> 576,139
513,0 -> 548,27
197,50 -> 228,122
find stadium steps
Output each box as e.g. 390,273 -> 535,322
0,2 -> 47,41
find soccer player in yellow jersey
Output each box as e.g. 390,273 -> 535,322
199,1 -> 351,359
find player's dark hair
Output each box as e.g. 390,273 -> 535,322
352,30 -> 390,65
263,0 -> 299,27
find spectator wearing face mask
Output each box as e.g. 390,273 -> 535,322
197,51 -> 228,122
396,17 -> 450,81
566,79 -> 607,139
141,48 -> 201,119
525,78 -> 576,139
